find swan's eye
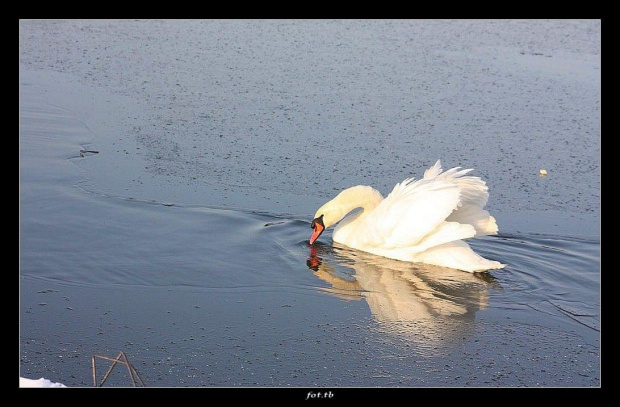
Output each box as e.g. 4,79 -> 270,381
310,214 -> 324,229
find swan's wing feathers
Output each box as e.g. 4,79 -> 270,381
364,178 -> 462,248
422,160 -> 472,180
447,204 -> 498,236
434,165 -> 490,207
423,160 -> 443,179
414,221 -> 477,252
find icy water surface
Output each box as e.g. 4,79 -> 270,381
19,20 -> 600,388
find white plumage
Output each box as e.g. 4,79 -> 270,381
310,160 -> 505,272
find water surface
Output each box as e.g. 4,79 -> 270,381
19,19 -> 600,388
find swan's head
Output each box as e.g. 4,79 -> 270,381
310,185 -> 382,245
309,201 -> 344,245
309,214 -> 325,245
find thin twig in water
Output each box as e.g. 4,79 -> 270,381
92,351 -> 145,387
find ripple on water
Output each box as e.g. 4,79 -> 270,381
471,232 -> 600,332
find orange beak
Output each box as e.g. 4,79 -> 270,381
309,215 -> 325,245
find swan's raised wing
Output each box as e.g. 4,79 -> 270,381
426,160 -> 498,237
362,177 -> 469,249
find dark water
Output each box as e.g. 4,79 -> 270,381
19,20 -> 600,388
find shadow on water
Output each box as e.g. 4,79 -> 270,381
304,241 -> 497,352
299,225 -> 599,353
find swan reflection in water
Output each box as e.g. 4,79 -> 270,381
307,243 -> 497,348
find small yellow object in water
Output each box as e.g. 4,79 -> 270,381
539,169 -> 548,176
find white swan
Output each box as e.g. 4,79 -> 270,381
309,160 -> 505,272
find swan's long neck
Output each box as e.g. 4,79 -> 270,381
316,185 -> 384,228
